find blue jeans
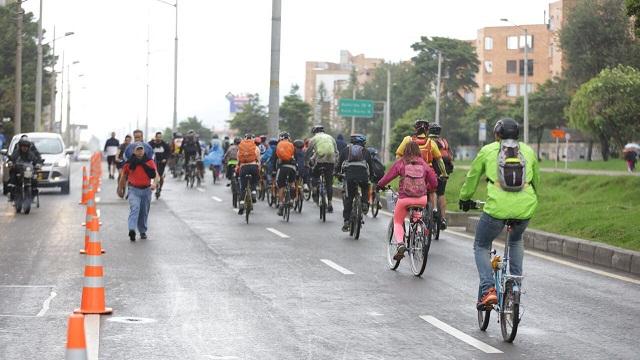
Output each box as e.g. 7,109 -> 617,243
473,212 -> 528,300
128,186 -> 152,233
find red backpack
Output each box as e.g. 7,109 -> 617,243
436,138 -> 452,161
238,140 -> 258,163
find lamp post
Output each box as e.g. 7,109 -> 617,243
34,0 -> 43,132
14,0 -> 24,134
434,50 -> 443,126
153,0 -> 178,131
383,67 -> 391,164
45,29 -> 74,132
501,18 -> 530,143
268,0 -> 282,138
66,61 -> 80,145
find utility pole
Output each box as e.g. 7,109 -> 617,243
172,0 -> 178,131
66,65 -> 71,145
351,87 -> 356,135
59,51 -> 65,134
49,27 -> 56,132
14,0 -> 24,134
268,0 -> 281,138
434,51 -> 443,125
34,0 -> 44,132
145,23 -> 151,139
384,68 -> 391,164
523,28 -> 530,144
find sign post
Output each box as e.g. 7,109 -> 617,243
551,128 -> 566,169
478,120 -> 487,145
565,133 -> 571,169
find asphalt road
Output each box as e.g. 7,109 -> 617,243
1,162 -> 639,359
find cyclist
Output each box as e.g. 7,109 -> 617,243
294,139 -> 309,194
223,138 -> 241,186
395,119 -> 448,210
428,123 -> 454,229
104,132 -> 120,179
272,132 -> 297,216
261,138 -> 278,186
305,125 -> 338,212
258,135 -> 268,155
376,141 -> 438,259
179,130 -> 202,174
336,134 -> 374,232
459,118 -> 540,309
237,134 -> 260,215
149,131 -> 170,189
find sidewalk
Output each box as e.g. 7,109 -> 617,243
457,164 -> 640,177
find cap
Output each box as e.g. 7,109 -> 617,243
134,142 -> 145,149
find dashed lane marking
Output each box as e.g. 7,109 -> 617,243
211,196 -> 222,202
36,291 -> 57,317
420,315 -> 503,354
320,259 -> 354,275
197,187 -> 206,192
266,227 -> 290,238
444,229 -> 640,285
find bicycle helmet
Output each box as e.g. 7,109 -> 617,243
494,118 -> 519,140
175,132 -> 183,138
279,131 -> 290,140
213,134 -> 219,139
429,123 -> 442,136
293,139 -> 304,148
233,138 -> 241,145
414,119 -> 430,135
367,147 -> 378,157
244,133 -> 255,140
268,138 -> 278,146
350,134 -> 367,145
311,125 -> 324,134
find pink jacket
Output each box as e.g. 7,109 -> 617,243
377,157 -> 438,199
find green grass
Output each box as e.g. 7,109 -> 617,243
444,171 -> 640,251
455,159 -> 631,172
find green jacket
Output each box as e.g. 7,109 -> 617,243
459,141 -> 540,220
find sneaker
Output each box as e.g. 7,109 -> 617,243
226,182 -> 231,187
251,191 -> 257,203
129,230 -> 136,242
341,221 -> 350,232
238,201 -> 245,215
277,205 -> 284,216
327,201 -> 333,213
440,218 -> 447,230
478,288 -> 498,309
140,233 -> 147,240
393,244 -> 406,261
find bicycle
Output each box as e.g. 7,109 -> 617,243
293,176 -> 304,213
185,160 -> 196,188
317,173 -> 327,222
468,201 -> 523,343
368,185 -> 381,218
242,174 -> 254,224
282,178 -> 292,222
343,180 -> 364,240
258,166 -> 267,201
211,164 -> 221,185
267,176 -> 278,208
386,189 -> 431,276
229,165 -> 239,208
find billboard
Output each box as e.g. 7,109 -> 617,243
226,93 -> 251,114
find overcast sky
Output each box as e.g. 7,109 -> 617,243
24,0 -> 553,140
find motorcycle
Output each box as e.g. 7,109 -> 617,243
11,160 -> 40,214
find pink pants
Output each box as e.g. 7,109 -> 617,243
393,196 -> 428,244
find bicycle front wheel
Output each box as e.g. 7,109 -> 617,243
372,192 -> 380,218
409,222 -> 430,277
500,281 -> 520,342
477,308 -> 491,331
320,192 -> 326,222
386,220 -> 400,270
354,201 -> 362,240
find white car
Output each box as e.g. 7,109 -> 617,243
77,150 -> 92,161
2,132 -> 73,194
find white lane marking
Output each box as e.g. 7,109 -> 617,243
320,259 -> 354,275
0,285 -> 54,288
97,209 -> 101,217
266,227 -> 290,238
197,187 -> 205,192
211,196 -> 222,202
420,315 -> 502,354
444,229 -> 640,285
85,314 -> 100,360
36,291 -> 57,317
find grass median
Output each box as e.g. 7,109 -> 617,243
444,170 -> 640,251
455,159 -> 632,172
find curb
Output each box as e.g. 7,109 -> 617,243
334,185 -> 640,276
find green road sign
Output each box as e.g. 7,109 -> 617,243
338,99 -> 374,118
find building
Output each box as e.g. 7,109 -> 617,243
305,50 -> 383,129
0,0 -> 16,6
549,0 -> 578,77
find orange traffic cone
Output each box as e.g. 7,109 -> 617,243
75,227 -> 112,315
80,215 -> 105,254
79,167 -> 89,205
83,190 -> 97,222
65,313 -> 88,360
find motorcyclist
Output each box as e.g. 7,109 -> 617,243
7,139 -> 41,201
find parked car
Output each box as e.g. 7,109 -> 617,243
77,150 -> 92,161
1,132 -> 73,195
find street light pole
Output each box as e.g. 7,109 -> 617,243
34,0 -> 44,132
172,0 -> 178,132
145,23 -> 151,139
384,67 -> 391,164
49,26 -> 56,132
351,86 -> 356,135
66,61 -> 79,145
523,28 -> 529,144
434,50 -> 443,125
268,0 -> 281,138
14,0 -> 24,134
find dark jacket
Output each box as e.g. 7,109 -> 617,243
336,144 -> 373,182
336,134 -> 347,154
148,140 -> 171,162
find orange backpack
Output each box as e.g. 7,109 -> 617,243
411,136 -> 433,163
276,141 -> 295,161
238,139 -> 258,163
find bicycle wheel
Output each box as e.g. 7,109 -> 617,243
409,221 -> 429,276
477,308 -> 491,331
386,220 -> 400,270
232,182 -> 238,208
372,192 -> 380,218
319,186 -> 326,222
500,281 -> 520,342
244,191 -> 252,224
434,210 -> 441,241
296,191 -> 303,213
354,200 -> 362,240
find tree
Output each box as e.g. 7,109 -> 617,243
177,116 -> 213,142
229,94 -> 268,136
560,0 -> 640,88
528,79 -> 571,158
460,90 -> 516,146
279,85 -> 311,140
0,4 -> 55,137
625,0 -> 640,35
568,65 -> 640,160
390,101 -> 434,153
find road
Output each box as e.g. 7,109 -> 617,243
1,163 -> 639,359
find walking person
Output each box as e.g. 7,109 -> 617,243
104,132 -> 120,179
117,142 -> 159,241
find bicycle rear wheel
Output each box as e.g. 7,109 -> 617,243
434,210 -> 441,240
245,191 -> 252,224
409,221 -> 430,277
319,187 -> 326,222
477,309 -> 491,331
354,200 -> 362,240
372,192 -> 380,218
386,220 -> 400,270
500,281 -> 520,342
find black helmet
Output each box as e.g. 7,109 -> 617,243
311,125 -> 324,134
293,139 -> 304,148
175,132 -> 183,138
224,135 -> 229,140
350,134 -> 367,145
18,139 -> 31,148
244,133 -> 255,140
213,134 -> 219,139
233,138 -> 241,145
429,123 -> 442,136
279,131 -> 290,140
367,147 -> 378,156
494,118 -> 520,140
414,119 -> 430,134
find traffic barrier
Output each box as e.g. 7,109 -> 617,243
80,215 -> 105,254
83,190 -> 98,224
75,223 -> 112,315
65,313 -> 88,360
79,167 -> 90,205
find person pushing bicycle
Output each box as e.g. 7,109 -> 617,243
458,118 -> 540,309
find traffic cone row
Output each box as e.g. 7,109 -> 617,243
65,152 -> 110,358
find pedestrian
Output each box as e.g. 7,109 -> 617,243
117,142 -> 159,241
104,132 -> 120,179
623,146 -> 638,172
0,124 -> 6,150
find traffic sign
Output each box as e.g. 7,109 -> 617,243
551,129 -> 566,139
338,99 -> 374,118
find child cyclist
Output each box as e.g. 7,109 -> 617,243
376,141 -> 438,260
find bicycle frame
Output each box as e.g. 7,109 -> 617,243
494,223 -> 524,311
